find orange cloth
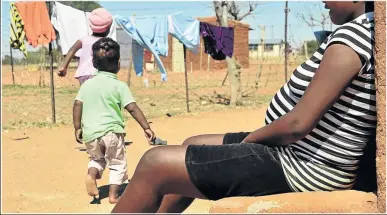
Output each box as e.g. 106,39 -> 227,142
15,2 -> 56,47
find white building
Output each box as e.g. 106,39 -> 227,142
249,39 -> 285,59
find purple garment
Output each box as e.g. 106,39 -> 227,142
200,22 -> 234,60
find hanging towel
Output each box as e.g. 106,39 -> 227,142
9,3 -> 27,58
200,22 -> 234,60
15,2 -> 56,47
167,12 -> 200,53
115,15 -> 168,81
51,2 -> 116,57
135,16 -> 169,57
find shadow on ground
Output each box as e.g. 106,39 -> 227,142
90,181 -> 130,204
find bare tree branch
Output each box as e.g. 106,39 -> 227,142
213,1 -> 223,23
226,1 -> 238,20
237,1 -> 257,21
298,3 -> 330,30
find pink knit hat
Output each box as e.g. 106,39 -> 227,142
89,8 -> 113,33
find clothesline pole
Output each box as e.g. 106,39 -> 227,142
127,14 -> 136,87
10,46 -> 15,85
183,45 -> 190,113
47,1 -> 56,124
284,1 -> 289,83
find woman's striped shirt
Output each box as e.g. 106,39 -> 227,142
265,12 -> 376,192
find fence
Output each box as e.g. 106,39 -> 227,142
2,2 -> 322,130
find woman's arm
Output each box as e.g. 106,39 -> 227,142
58,40 -> 82,77
243,43 -> 363,146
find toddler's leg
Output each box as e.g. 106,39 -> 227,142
102,133 -> 128,204
85,140 -> 107,197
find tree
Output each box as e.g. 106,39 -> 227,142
2,55 -> 13,65
299,40 -> 318,56
213,1 -> 257,106
297,3 -> 332,31
59,1 -> 101,12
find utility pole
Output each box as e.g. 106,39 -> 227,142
258,25 -> 266,60
284,1 -> 289,83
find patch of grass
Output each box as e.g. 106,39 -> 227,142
2,67 -> 283,130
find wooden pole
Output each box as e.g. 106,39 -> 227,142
10,46 -> 15,85
207,54 -> 210,72
48,1 -> 56,123
284,1 -> 289,83
127,53 -> 133,87
183,46 -> 190,113
127,14 -> 135,87
200,43 -> 203,71
304,41 -> 308,60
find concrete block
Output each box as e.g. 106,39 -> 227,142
209,191 -> 378,213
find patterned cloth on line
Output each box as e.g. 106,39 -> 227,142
9,2 -> 27,58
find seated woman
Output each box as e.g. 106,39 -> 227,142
112,1 -> 376,213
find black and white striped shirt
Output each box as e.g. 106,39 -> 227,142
265,12 -> 376,192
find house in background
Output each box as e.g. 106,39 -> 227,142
182,16 -> 251,72
116,26 -> 133,68
249,38 -> 285,59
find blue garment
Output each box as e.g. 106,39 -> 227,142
115,15 -> 168,81
135,16 -> 169,56
131,39 -> 144,78
115,13 -> 200,82
168,13 -> 200,53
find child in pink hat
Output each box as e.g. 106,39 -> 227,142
58,8 -> 114,85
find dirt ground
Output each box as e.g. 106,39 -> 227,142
2,107 -> 266,213
2,59 -> 290,213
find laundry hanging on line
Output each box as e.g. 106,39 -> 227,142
168,12 -> 200,53
9,2 -> 27,58
200,22 -> 234,61
115,13 -> 200,81
50,2 -> 116,57
15,2 -> 56,48
115,15 -> 168,81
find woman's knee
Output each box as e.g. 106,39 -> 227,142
137,147 -> 165,173
182,136 -> 200,146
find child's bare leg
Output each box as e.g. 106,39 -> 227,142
103,133 -> 128,204
85,167 -> 100,197
109,184 -> 120,204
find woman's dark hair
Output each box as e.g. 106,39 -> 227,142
92,38 -> 120,73
365,1 -> 374,12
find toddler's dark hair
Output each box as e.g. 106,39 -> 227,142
92,38 -> 120,73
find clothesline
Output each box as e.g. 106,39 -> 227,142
9,1 -> 236,82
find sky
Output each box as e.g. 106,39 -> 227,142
1,1 -> 337,59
